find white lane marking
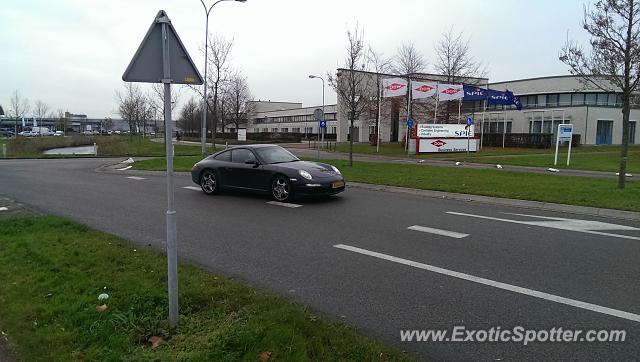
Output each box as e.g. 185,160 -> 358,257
117,166 -> 132,171
407,225 -> 469,239
334,244 -> 640,323
447,211 -> 640,241
267,201 -> 303,208
502,212 -> 639,231
126,176 -> 146,180
183,186 -> 201,191
0,207 -> 8,211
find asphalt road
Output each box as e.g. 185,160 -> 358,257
0,158 -> 639,361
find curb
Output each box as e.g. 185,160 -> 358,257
347,182 -> 640,222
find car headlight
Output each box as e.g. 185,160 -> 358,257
331,165 -> 341,175
299,170 -> 313,180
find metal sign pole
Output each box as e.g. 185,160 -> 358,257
554,123 -> 561,166
160,17 -> 179,328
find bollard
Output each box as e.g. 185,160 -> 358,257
93,143 -> 98,156
2,144 -> 6,158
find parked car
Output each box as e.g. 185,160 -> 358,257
191,144 -> 346,201
0,129 -> 14,138
54,130 -> 64,136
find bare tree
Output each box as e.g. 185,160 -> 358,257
177,97 -> 201,136
150,83 -> 181,135
560,0 -> 640,188
434,30 -> 487,122
116,83 -> 154,135
367,47 -> 392,148
34,100 -> 50,120
223,72 -> 253,132
190,35 -> 234,145
9,90 -> 30,135
53,109 -> 67,133
393,42 -> 426,75
328,26 -> 371,166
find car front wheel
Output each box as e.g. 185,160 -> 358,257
271,175 -> 293,202
200,170 -> 219,195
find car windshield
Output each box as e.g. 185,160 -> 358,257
255,146 -> 299,164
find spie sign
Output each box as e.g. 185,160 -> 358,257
417,124 -> 474,138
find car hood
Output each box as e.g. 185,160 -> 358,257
272,160 -> 340,178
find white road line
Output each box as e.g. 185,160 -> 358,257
183,186 -> 201,191
126,176 -> 146,180
447,211 -> 640,241
267,201 -> 303,208
0,207 -> 8,211
334,244 -> 640,323
408,225 -> 469,239
117,166 -> 132,171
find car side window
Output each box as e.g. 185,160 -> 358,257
231,149 -> 256,164
213,151 -> 231,162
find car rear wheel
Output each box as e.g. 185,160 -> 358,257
200,170 -> 219,195
271,175 -> 293,202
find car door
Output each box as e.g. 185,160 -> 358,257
230,148 -> 268,190
211,150 -> 233,186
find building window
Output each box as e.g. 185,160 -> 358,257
546,94 -> 559,107
262,128 -> 268,132
607,93 -> 617,106
271,128 -> 278,132
369,125 -> 376,135
292,127 -> 300,133
597,93 -> 609,105
571,93 -> 584,106
537,95 -> 547,107
585,93 -> 597,105
559,93 -> 571,106
281,128 -> 288,133
331,126 -> 337,134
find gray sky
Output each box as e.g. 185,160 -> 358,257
1,0 -> 592,118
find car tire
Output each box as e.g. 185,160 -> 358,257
200,169 -> 220,195
271,174 -> 293,202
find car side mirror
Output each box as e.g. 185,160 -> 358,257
245,160 -> 259,167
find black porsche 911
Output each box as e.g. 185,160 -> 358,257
191,144 -> 346,201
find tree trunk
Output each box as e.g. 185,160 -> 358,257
618,97 -> 630,189
349,120 -> 353,166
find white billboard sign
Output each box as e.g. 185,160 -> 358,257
419,138 -> 478,153
558,124 -> 573,142
237,128 -> 247,142
417,124 -> 474,138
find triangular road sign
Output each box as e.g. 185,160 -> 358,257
122,10 -> 203,85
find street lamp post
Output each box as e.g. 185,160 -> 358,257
308,75 -> 325,156
199,0 -> 246,158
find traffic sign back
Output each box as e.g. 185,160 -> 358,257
122,10 -> 203,85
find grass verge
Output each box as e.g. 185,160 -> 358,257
0,215 -> 410,361
1,136 -> 201,158
133,156 -> 640,212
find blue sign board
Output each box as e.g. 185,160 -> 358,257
466,116 -> 473,126
319,120 -> 326,128
406,118 -> 414,128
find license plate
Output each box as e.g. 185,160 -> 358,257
331,181 -> 345,188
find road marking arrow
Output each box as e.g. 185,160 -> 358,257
446,211 -> 640,241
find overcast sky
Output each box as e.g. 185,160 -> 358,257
1,0 -> 592,118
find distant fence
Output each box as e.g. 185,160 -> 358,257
181,131 -> 337,143
481,133 -> 581,148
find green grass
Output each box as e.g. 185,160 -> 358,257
0,216 -> 410,362
134,156 -> 640,211
1,136 -> 201,158
332,143 -> 640,173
